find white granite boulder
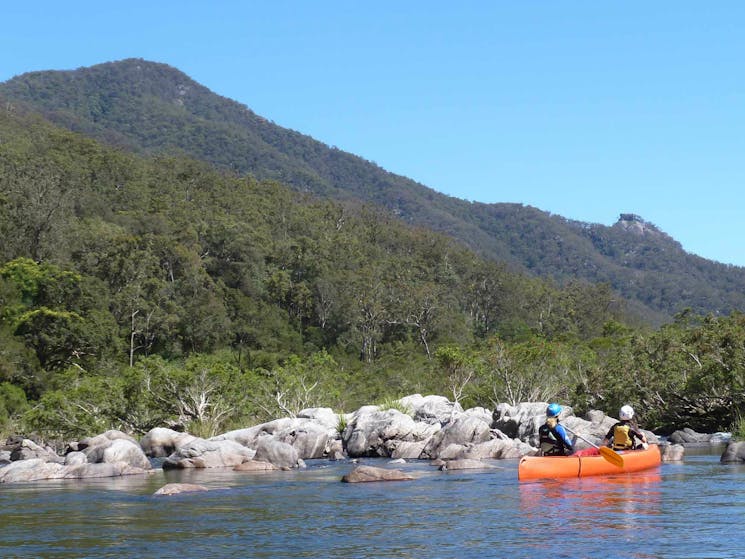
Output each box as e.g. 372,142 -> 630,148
140,428 -> 198,458
162,438 -> 255,469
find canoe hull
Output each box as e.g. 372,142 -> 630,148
517,444 -> 661,481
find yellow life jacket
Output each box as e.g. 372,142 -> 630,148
612,423 -> 633,450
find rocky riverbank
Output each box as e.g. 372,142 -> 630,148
0,394 -> 739,484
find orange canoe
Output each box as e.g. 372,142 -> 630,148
518,444 -> 661,481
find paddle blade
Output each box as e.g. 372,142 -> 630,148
599,446 -> 624,468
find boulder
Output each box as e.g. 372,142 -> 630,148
162,438 -> 255,469
399,394 -> 463,424
492,402 -> 553,443
385,439 -> 429,460
60,462 -> 148,479
77,432 -> 151,470
9,438 -> 63,463
661,443 -> 685,462
421,415 -> 491,459
297,407 -> 340,431
78,430 -> 138,450
326,439 -> 346,461
101,439 -> 151,469
463,406 -> 493,426
0,459 -> 65,483
341,465 -> 414,483
234,460 -> 279,472
343,408 -> 439,458
436,443 -> 470,460
140,428 -> 197,458
669,428 -> 715,444
280,422 -> 331,459
154,483 -> 209,496
720,441 -> 745,463
253,437 -> 299,470
455,438 -> 531,460
0,458 -> 149,483
64,451 -> 87,466
216,417 -> 336,460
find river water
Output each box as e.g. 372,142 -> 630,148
0,447 -> 743,558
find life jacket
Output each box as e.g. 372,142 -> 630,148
612,423 -> 634,450
539,419 -> 566,456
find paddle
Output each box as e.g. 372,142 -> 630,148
562,425 -> 624,468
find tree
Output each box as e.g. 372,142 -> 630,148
250,351 -> 340,420
435,345 -> 476,407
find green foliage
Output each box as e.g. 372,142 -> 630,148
25,370 -> 124,439
0,382 -> 29,437
3,69 -> 745,439
131,354 -> 256,436
336,413 -> 348,434
376,397 -> 413,416
4,58 -> 745,324
249,350 -> 343,421
435,345 -> 477,405
732,411 -> 745,441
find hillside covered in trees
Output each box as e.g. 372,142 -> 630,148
0,109 -> 632,436
3,59 -> 745,322
1,64 -> 744,443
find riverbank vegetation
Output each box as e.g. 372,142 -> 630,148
1,110 -> 743,442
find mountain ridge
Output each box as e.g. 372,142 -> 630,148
2,58 -> 744,321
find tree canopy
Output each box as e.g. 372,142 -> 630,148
0,85 -> 744,442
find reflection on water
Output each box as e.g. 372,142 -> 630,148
1,453 -> 744,558
519,471 -> 663,555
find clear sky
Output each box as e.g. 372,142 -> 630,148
3,2 -> 745,265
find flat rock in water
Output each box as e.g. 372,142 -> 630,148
439,459 -> 497,471
233,460 -> 279,472
341,465 -> 414,483
153,483 -> 210,496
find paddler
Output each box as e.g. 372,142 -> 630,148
538,403 -> 575,456
602,405 -> 648,451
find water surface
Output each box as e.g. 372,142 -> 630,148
1,450 -> 743,558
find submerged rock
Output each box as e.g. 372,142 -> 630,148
341,465 -> 414,483
439,458 -> 497,471
154,483 -> 210,496
660,443 -> 685,462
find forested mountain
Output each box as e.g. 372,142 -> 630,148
3,59 -> 745,321
2,66 -> 745,438
0,109 -> 634,436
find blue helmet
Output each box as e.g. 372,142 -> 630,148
546,403 -> 562,418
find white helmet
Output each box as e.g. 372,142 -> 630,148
619,405 -> 634,421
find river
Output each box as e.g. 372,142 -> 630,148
1,447 -> 743,558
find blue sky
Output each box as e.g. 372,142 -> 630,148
3,2 -> 745,265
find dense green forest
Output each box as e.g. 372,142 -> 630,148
1,109 -> 744,444
4,59 -> 745,323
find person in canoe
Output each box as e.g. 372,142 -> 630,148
602,405 -> 648,451
538,403 -> 575,456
